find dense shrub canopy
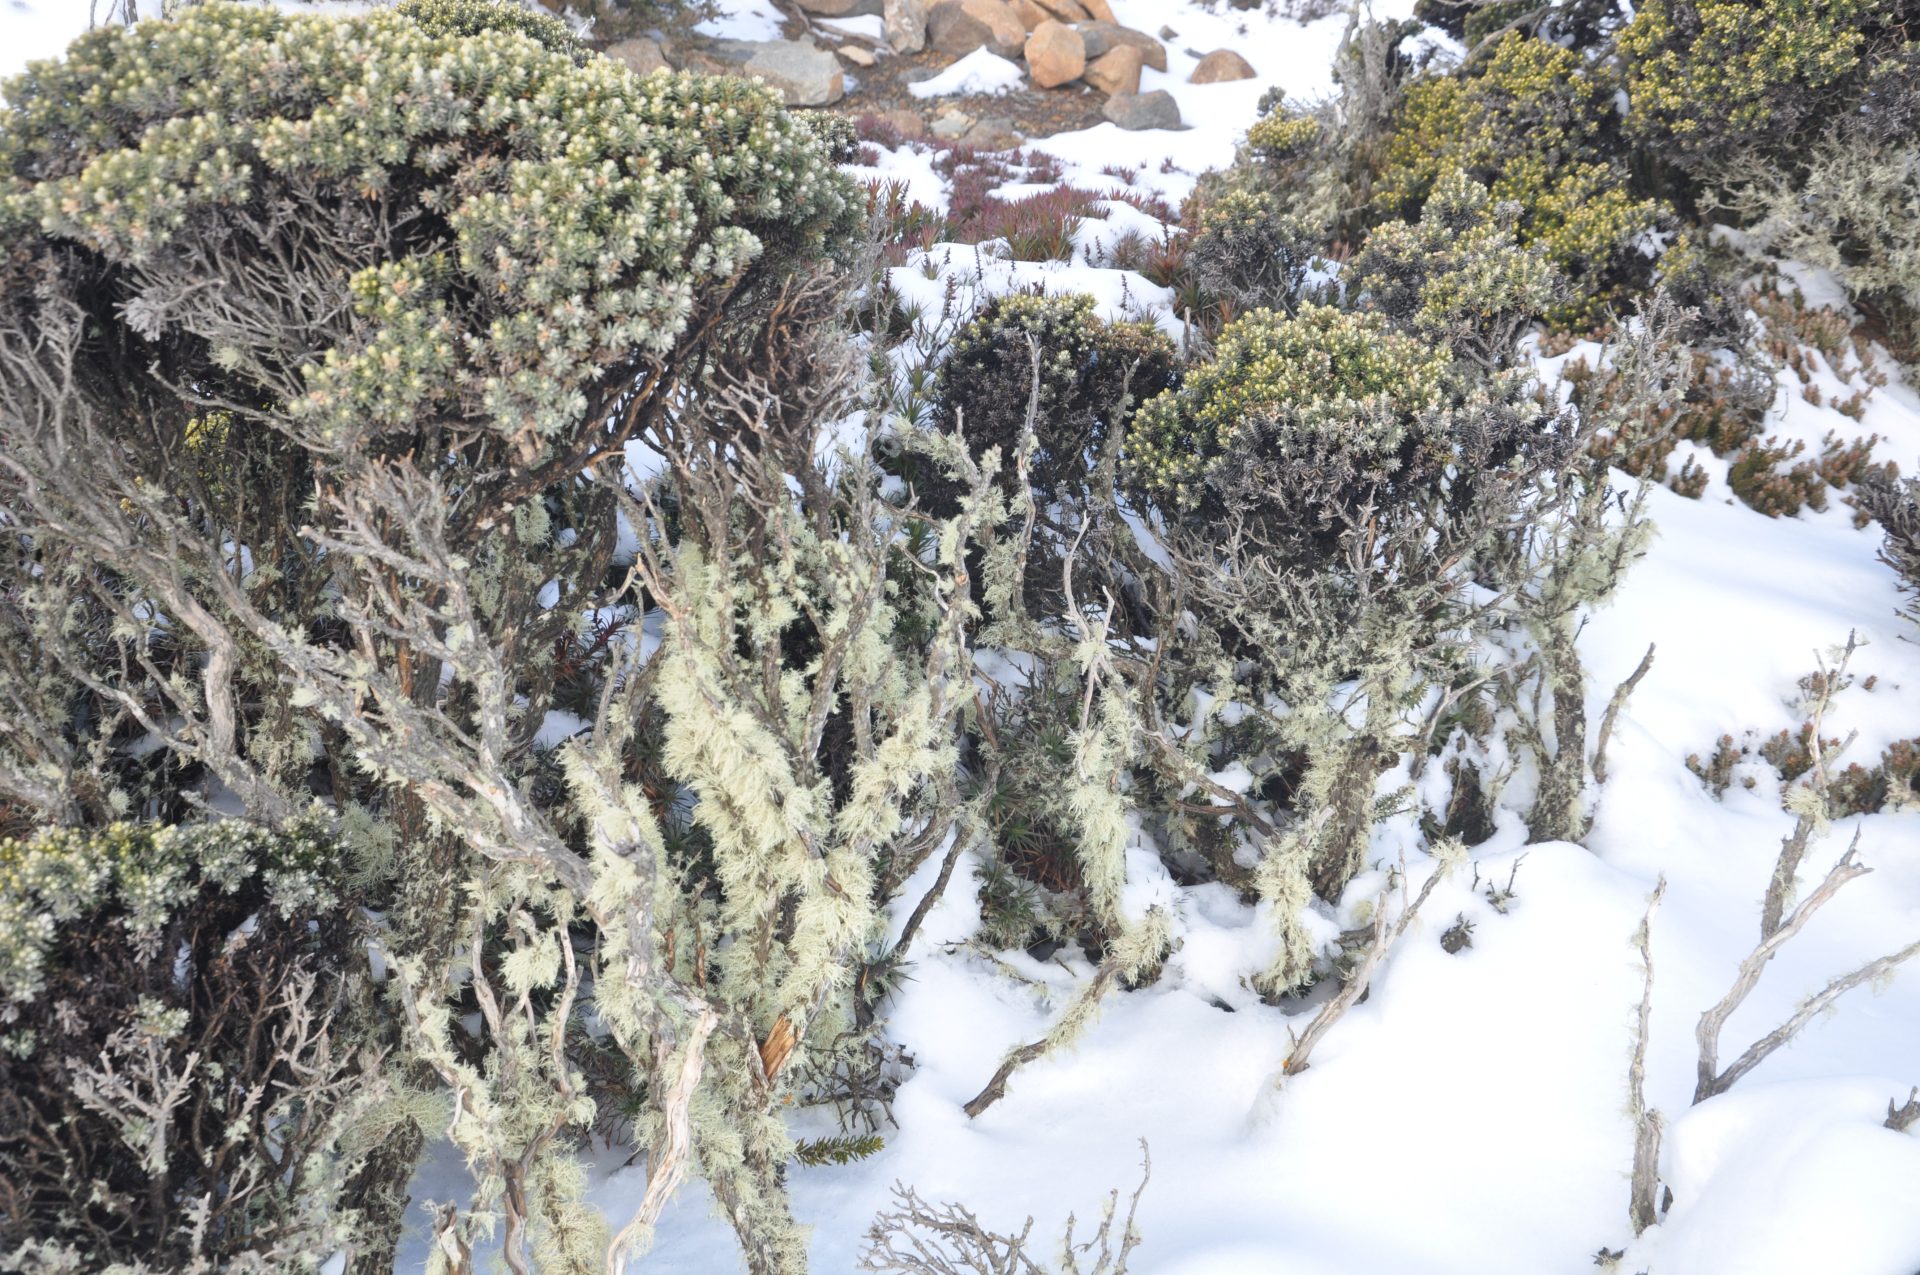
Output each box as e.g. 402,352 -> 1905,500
1376,33 -> 1663,324
935,292 -> 1175,506
0,0 -> 857,455
1127,304 -> 1448,509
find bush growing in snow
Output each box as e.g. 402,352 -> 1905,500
1126,305 -> 1449,512
0,818 -> 399,1273
1376,33 -> 1667,326
1344,169 -> 1558,369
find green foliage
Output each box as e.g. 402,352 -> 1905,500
793,1134 -> 886,1166
1376,34 -> 1667,326
1345,169 -> 1558,367
0,0 -> 858,451
935,293 -> 1176,507
395,0 -> 584,58
0,815 -> 341,1002
1619,0 -> 1892,172
1186,185 -> 1325,317
1126,304 -> 1448,510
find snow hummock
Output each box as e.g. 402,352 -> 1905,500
908,47 -> 1026,99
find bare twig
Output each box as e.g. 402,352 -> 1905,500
1281,855 -> 1448,1077
1592,643 -> 1655,784
1697,833 -> 1920,1101
1628,876 -> 1666,1235
1761,633 -> 1860,939
1886,1087 -> 1920,1133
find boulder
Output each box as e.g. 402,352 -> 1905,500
1013,0 -> 1051,29
687,40 -> 846,105
604,36 -> 669,77
1024,20 -> 1086,88
1102,89 -> 1180,130
927,0 -> 1026,58
1032,0 -> 1089,20
1081,44 -> 1142,96
1189,48 -> 1255,82
884,0 -> 930,52
1073,20 -> 1166,71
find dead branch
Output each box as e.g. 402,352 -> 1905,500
1281,855 -> 1448,1077
1592,643 -> 1655,784
1628,876 -> 1666,1235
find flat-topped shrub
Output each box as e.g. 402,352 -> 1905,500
0,0 -> 858,457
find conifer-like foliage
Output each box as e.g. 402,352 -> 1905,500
0,819 -> 385,1273
0,5 -> 882,1273
1127,305 -> 1449,510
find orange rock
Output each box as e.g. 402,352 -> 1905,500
1189,48 -> 1256,83
1081,44 -> 1143,96
927,0 -> 1027,58
1033,0 -> 1090,20
1025,19 -> 1087,88
1013,0 -> 1050,29
1080,0 -> 1115,19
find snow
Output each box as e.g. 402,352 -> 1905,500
908,47 -> 1026,99
10,2 -> 1918,1272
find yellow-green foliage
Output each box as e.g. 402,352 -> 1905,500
0,1 -> 857,448
1346,169 -> 1558,365
395,0 -> 584,56
0,816 -> 340,1002
1620,0 -> 1876,166
1246,111 -> 1322,166
1127,305 -> 1448,509
1377,34 -> 1665,325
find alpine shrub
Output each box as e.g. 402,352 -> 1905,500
1376,33 -> 1666,325
1345,169 -> 1559,368
935,292 -> 1176,508
0,818 -> 388,1273
1126,304 -> 1448,511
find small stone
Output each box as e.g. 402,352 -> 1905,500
1101,88 -> 1180,130
1013,0 -> 1051,29
930,109 -> 976,139
837,43 -> 878,65
1189,49 -> 1254,82
1073,20 -> 1166,71
1081,44 -> 1142,96
797,0 -> 865,13
927,0 -> 1027,58
875,107 -> 930,140
1024,20 -> 1086,88
963,115 -> 1023,149
604,36 -> 669,77
1080,0 -> 1115,19
884,0 -> 930,52
1158,23 -> 1177,38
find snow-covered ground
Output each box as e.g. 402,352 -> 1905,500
7,2 -> 1918,1272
